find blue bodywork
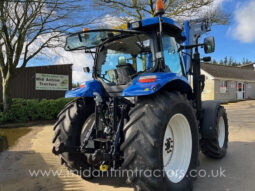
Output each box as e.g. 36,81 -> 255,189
66,73 -> 191,98
129,17 -> 182,30
66,17 -> 192,99
65,80 -> 102,98
122,73 -> 191,97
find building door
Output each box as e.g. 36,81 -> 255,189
237,82 -> 244,100
243,83 -> 246,99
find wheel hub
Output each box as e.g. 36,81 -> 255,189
218,116 -> 225,148
165,137 -> 174,154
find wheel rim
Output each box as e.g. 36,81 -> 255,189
218,116 -> 225,148
163,114 -> 192,183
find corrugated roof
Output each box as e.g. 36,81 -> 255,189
201,63 -> 255,81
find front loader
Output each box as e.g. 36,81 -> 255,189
52,0 -> 228,190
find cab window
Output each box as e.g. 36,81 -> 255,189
162,34 -> 183,75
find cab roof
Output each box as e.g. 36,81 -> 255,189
129,17 -> 185,41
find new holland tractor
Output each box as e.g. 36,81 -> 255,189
52,0 -> 228,190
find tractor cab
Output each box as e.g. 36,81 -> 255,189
65,16 -> 186,88
64,0 -> 215,107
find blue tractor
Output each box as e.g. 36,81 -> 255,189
52,1 -> 228,190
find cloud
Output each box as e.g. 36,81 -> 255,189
56,51 -> 93,83
49,47 -> 94,83
230,0 -> 255,43
97,14 -> 133,28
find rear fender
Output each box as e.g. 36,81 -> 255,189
65,80 -> 102,98
122,73 -> 192,97
200,100 -> 221,139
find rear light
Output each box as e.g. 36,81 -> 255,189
139,76 -> 157,83
80,83 -> 85,88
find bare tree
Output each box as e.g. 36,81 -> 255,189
93,0 -> 229,24
0,0 -> 94,112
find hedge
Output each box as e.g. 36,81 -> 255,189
0,98 -> 73,124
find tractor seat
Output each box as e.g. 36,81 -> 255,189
116,63 -> 137,85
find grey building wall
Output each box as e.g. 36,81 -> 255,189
213,80 -> 255,102
246,82 -> 255,99
214,80 -> 237,102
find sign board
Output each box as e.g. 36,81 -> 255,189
36,73 -> 69,91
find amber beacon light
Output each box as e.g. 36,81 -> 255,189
83,28 -> 89,32
155,0 -> 165,16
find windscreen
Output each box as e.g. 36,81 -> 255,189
65,30 -> 139,51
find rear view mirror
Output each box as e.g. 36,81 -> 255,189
204,36 -> 215,54
83,67 -> 90,73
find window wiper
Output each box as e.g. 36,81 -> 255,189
78,33 -> 82,42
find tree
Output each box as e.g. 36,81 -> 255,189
72,82 -> 81,88
242,57 -> 252,66
212,59 -> 217,65
219,59 -> 224,65
93,0 -> 229,24
223,56 -> 228,65
228,57 -> 233,66
0,0 -> 94,112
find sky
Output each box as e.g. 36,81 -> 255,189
207,0 -> 255,63
27,0 -> 255,83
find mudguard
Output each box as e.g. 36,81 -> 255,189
65,80 -> 102,98
122,73 -> 192,97
200,100 -> 222,139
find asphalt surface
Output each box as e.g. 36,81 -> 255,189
0,100 -> 255,191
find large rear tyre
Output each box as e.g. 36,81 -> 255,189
52,98 -> 94,178
121,92 -> 199,191
200,106 -> 229,159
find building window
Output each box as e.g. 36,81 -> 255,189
220,81 -> 228,93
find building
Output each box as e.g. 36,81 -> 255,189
239,63 -> 255,71
201,63 -> 255,102
0,64 -> 72,101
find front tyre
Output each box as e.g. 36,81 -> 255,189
121,92 -> 199,191
200,107 -> 229,159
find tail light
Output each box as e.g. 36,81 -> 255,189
80,83 -> 85,88
139,76 -> 157,83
